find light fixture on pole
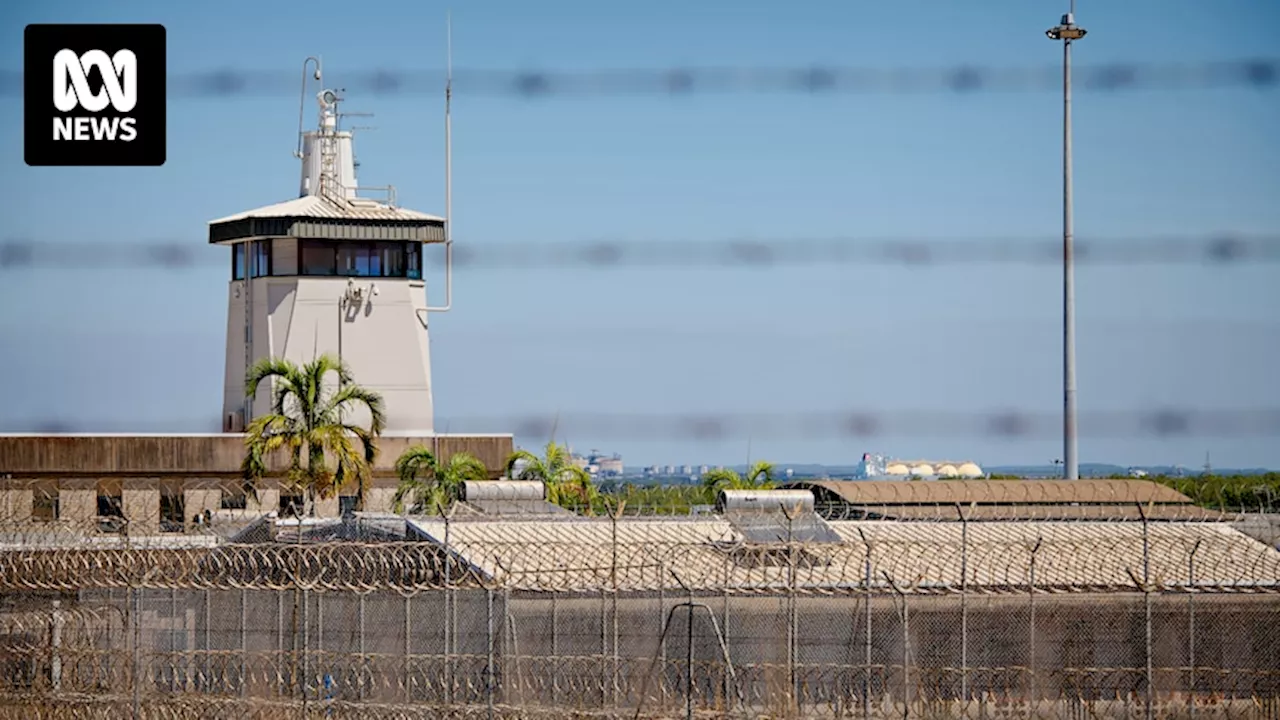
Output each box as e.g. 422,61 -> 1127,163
1046,4 -> 1086,481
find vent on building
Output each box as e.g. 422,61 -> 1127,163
224,411 -> 245,433
717,489 -> 844,544
458,481 -> 574,517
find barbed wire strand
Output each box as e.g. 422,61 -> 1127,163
5,478 -> 1276,534
2,234 -> 1278,272
2,518 -> 1278,594
2,58 -> 1278,99
3,407 -> 1279,440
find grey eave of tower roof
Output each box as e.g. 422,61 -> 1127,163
209,216 -> 445,244
207,195 -> 446,245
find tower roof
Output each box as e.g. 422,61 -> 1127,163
208,194 -> 445,245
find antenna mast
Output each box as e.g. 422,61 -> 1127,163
295,56 -> 322,159
425,12 -> 454,312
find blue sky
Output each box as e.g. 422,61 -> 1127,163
0,0 -> 1277,469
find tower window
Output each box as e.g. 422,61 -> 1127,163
232,244 -> 246,280
407,243 -> 421,279
300,242 -> 337,275
300,240 -> 422,278
250,241 -> 272,278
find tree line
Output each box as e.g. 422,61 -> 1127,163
238,355 -> 780,518
240,355 -> 1277,517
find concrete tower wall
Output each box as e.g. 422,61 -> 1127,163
224,272 -> 434,434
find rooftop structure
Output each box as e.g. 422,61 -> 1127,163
786,478 -> 1219,521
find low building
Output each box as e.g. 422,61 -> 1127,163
0,433 -> 511,540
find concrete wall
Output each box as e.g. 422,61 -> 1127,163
0,434 -> 512,477
0,490 -> 31,523
0,433 -> 514,535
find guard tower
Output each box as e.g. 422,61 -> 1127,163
208,61 -> 450,435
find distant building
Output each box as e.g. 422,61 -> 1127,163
569,449 -> 625,479
854,452 -> 983,480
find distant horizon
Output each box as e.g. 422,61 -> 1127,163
600,458 -> 1275,476
0,419 -> 1271,473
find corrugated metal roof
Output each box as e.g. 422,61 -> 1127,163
825,503 -> 1233,522
791,479 -> 1193,506
724,510 -> 844,544
404,516 -> 1280,593
208,194 -> 443,225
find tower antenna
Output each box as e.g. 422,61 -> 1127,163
425,12 -> 454,312
295,56 -> 322,159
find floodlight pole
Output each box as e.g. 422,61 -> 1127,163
1046,2 -> 1086,480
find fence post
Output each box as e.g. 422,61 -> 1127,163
277,589 -> 285,698
357,592 -> 365,702
169,587 -> 177,692
957,502 -> 969,708
240,588 -> 247,698
403,595 -> 411,704
686,586 -> 695,720
203,588 -> 211,693
1188,538 -> 1201,718
1140,503 -> 1154,720
659,559 -> 668,707
856,527 -> 873,720
601,590 -> 609,705
785,506 -> 798,710
50,599 -> 63,693
441,507 -> 453,706
722,551 -> 731,710
131,584 -> 141,720
882,572 -> 911,720
610,501 -> 623,708
551,582 -> 559,704
487,587 -> 496,720
1028,537 -> 1042,711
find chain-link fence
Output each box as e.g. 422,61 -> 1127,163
2,511 -> 1279,719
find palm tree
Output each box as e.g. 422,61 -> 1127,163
505,441 -> 598,514
391,447 -> 489,515
701,460 -> 778,497
240,354 -> 386,517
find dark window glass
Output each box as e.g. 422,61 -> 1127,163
407,242 -> 421,279
298,240 -> 420,278
300,241 -> 336,275
221,490 -> 247,510
159,484 -> 185,533
339,496 -> 358,517
251,241 -> 271,278
380,242 -> 404,277
97,494 -> 123,518
337,244 -> 359,276
279,494 -> 307,517
232,244 -> 246,280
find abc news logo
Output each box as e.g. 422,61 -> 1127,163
53,49 -> 140,142
25,24 -> 166,167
